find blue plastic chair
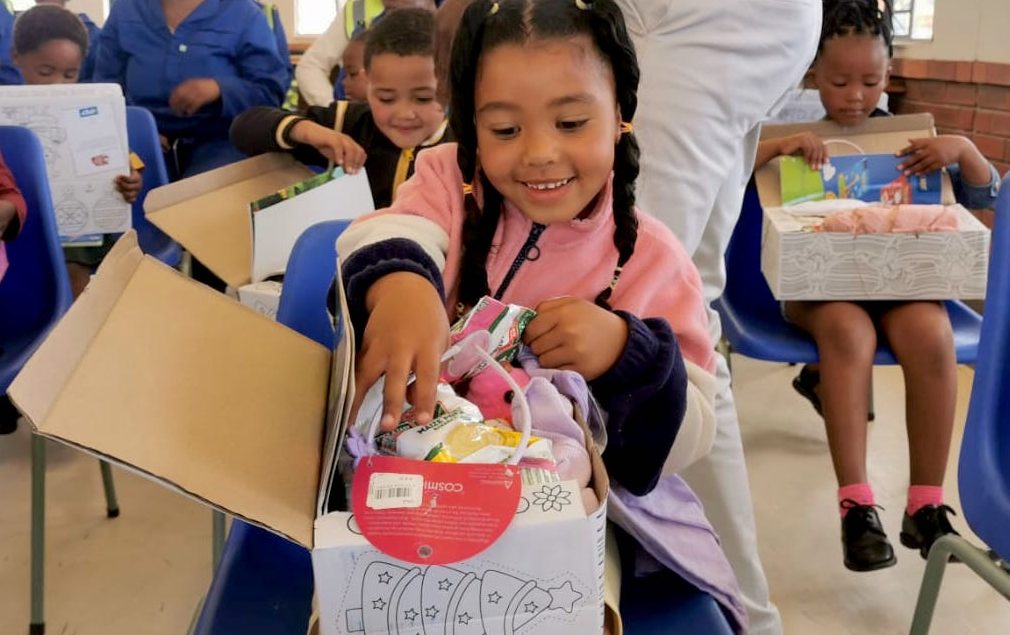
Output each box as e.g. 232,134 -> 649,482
0,127 -> 71,389
0,126 -> 119,635
125,106 -> 182,267
192,220 -> 349,635
713,181 -> 983,366
908,176 -> 1010,634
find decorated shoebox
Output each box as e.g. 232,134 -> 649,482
8,232 -> 608,635
757,113 -> 990,300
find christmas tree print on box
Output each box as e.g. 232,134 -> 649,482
344,561 -> 584,635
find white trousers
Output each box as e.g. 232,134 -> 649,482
614,1 -> 821,633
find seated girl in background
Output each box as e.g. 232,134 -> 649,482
335,0 -> 744,631
756,0 -> 1000,573
12,4 -> 143,296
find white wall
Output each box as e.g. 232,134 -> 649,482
897,0 -> 1010,63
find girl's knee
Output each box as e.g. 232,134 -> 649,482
813,317 -> 877,363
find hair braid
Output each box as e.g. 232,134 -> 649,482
585,2 -> 641,307
820,0 -> 894,57
451,1 -> 508,313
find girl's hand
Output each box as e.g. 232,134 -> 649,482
114,169 -> 143,204
779,132 -> 828,170
523,297 -> 628,380
352,272 -> 449,432
169,78 -> 221,116
289,120 -> 367,173
897,136 -> 968,175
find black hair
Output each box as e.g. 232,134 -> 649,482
13,4 -> 88,56
449,0 -> 640,312
820,0 -> 894,58
363,7 -> 436,69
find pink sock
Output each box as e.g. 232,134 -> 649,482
907,485 -> 944,516
838,483 -> 875,517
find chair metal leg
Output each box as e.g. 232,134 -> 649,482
212,510 -> 226,571
180,251 -> 193,278
99,461 -> 120,518
909,535 -> 1010,635
30,435 -> 45,635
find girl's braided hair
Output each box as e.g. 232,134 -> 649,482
820,0 -> 894,58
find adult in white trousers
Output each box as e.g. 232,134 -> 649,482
613,1 -> 821,633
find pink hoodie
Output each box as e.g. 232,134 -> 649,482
341,143 -> 715,373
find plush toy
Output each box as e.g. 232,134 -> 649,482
463,363 -> 531,423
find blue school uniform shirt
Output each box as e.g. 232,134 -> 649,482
78,13 -> 102,83
0,3 -> 22,85
93,0 -> 288,140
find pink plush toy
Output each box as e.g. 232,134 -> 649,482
464,364 -> 531,423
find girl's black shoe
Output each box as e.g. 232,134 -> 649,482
900,504 -> 961,560
841,500 -> 897,572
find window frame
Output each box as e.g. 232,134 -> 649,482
892,0 -> 935,43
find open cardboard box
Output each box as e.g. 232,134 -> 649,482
144,153 -> 373,289
757,113 -> 990,300
9,232 -> 608,634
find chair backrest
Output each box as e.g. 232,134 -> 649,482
125,106 -> 181,265
0,126 -> 72,383
276,220 -> 352,348
722,179 -> 784,324
958,175 -> 1010,561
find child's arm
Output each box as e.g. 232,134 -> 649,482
351,269 -> 449,430
229,106 -> 366,172
897,136 -> 1001,210
0,154 -> 26,241
754,132 -> 828,170
114,169 -> 143,204
336,147 -> 461,429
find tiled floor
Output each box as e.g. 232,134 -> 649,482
0,356 -> 1008,634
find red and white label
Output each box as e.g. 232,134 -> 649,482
351,455 -> 521,565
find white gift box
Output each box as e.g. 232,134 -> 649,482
757,114 -> 991,300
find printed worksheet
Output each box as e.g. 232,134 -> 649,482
0,84 -> 131,242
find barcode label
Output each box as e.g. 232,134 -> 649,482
367,473 -> 424,510
521,467 -> 561,486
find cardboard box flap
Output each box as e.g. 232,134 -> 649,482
9,232 -> 143,424
8,233 -> 331,549
756,113 -> 956,208
144,154 -> 313,289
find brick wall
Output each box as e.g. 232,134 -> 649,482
889,59 -> 1010,178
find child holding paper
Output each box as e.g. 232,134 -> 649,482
230,8 -> 451,209
757,0 -> 1000,573
11,4 -> 143,296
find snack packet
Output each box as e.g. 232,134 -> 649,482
446,297 -> 535,381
